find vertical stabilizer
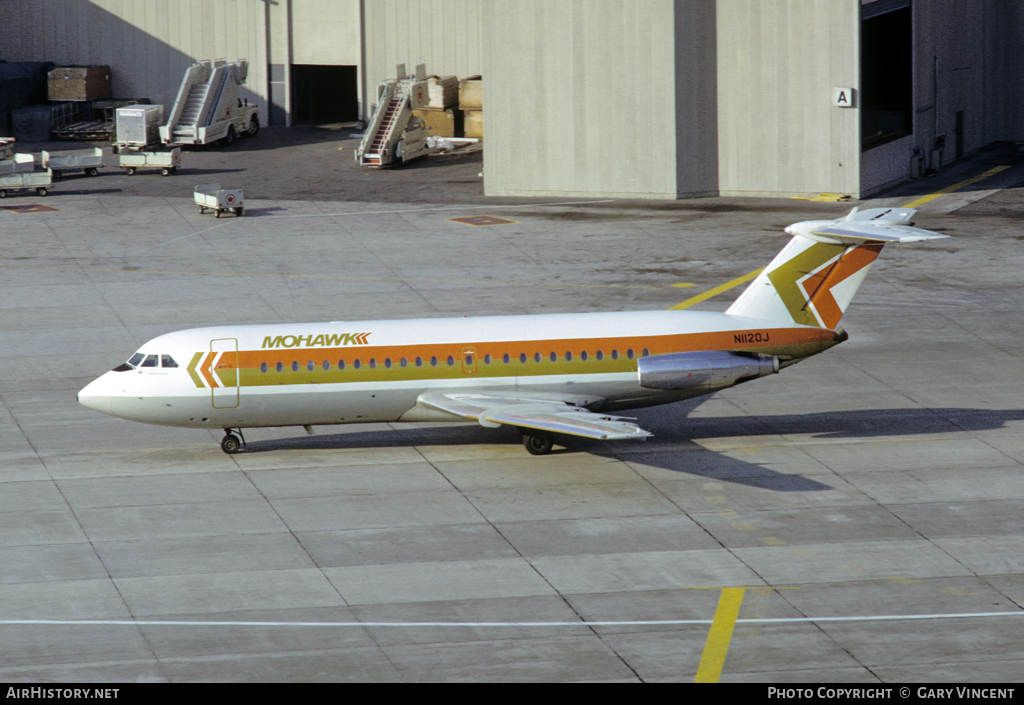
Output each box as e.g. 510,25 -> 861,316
726,208 -> 946,329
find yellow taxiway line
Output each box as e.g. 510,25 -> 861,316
900,165 -> 1009,209
694,587 -> 747,682
669,268 -> 764,310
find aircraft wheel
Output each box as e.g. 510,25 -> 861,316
36,187 -> 48,197
523,431 -> 553,456
221,434 -> 241,454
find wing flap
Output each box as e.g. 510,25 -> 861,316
417,391 -> 652,441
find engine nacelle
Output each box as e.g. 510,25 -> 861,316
638,351 -> 779,392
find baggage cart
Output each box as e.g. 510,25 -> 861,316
194,183 -> 244,217
0,169 -> 53,198
118,148 -> 180,176
43,148 -> 104,178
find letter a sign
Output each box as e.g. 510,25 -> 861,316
833,87 -> 854,107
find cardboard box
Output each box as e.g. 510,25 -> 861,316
411,108 -> 462,138
458,75 -> 482,110
426,75 -> 459,109
464,109 -> 483,139
48,66 -> 112,101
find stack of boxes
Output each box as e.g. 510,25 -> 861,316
409,74 -> 483,139
459,75 -> 482,138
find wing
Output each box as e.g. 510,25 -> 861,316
417,391 -> 653,441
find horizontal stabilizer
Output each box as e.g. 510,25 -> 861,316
808,223 -> 949,243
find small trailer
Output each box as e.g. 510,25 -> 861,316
44,148 -> 104,178
0,169 -> 53,198
118,148 -> 181,176
194,183 -> 244,217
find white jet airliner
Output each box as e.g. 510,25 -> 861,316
79,208 -> 946,455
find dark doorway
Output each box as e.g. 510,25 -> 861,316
291,65 -> 358,125
861,5 -> 912,150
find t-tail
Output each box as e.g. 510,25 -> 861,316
726,207 -> 948,329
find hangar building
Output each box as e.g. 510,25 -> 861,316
2,0 -> 1021,199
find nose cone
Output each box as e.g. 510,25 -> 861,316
78,374 -> 115,415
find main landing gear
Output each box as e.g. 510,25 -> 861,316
221,428 -> 246,454
521,430 -> 554,456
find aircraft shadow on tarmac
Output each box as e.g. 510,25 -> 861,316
239,403 -> 1024,493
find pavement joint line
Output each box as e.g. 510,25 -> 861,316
0,265 -> 663,290
257,199 -> 618,219
900,165 -> 1011,209
5,611 -> 1024,628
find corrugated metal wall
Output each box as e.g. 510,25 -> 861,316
482,0 -> 688,199
716,0 -> 861,198
0,0 -> 269,127
362,0 -> 484,115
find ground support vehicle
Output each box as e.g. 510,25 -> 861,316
44,148 -> 104,178
118,148 -> 181,176
0,168 -> 53,197
194,183 -> 244,217
161,60 -> 259,147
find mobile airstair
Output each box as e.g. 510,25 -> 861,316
159,60 -> 259,146
356,64 -> 430,168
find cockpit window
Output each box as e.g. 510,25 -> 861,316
161,355 -> 178,368
128,353 -> 145,367
140,355 -> 159,367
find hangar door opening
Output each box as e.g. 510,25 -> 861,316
861,2 -> 912,150
291,65 -> 358,125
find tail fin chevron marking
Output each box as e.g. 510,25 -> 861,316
727,208 -> 947,329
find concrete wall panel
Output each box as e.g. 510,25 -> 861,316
292,0 -> 361,66
483,0 -> 701,199
717,0 -> 860,197
362,0 -> 483,116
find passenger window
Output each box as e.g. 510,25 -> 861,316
503,353 -> 510,364
612,350 -> 619,360
322,360 -> 330,371
291,361 -> 299,371
549,352 -> 557,362
369,359 -> 377,369
276,362 -> 284,372
161,355 -> 178,368
430,356 -> 438,367
483,354 -> 490,364
580,351 -> 588,361
534,353 -> 541,363
565,351 -> 573,361
400,358 -> 408,368
140,355 -> 158,367
385,358 -> 392,369
447,355 -> 455,366
627,349 -> 634,360
261,362 -> 268,373
642,348 -> 650,357
307,361 -> 315,371
354,359 -> 361,369
339,360 -> 346,370
596,350 -> 604,361
415,357 -> 423,367
520,353 -> 527,364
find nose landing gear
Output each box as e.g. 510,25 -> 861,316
221,428 -> 246,454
